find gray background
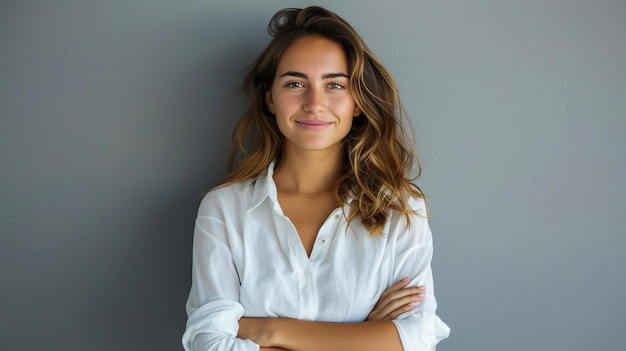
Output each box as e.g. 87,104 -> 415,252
1,1 -> 624,350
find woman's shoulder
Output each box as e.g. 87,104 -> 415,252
404,192 -> 428,217
197,180 -> 254,217
385,193 -> 433,245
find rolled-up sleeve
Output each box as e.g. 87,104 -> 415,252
184,299 -> 258,351
393,311 -> 450,351
390,198 -> 450,350
182,211 -> 258,351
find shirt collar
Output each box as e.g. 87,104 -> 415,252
247,160 -> 279,212
246,160 -> 356,212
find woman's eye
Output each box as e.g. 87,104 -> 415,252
286,81 -> 304,88
328,82 -> 345,90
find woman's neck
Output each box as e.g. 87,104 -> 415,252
273,146 -> 343,195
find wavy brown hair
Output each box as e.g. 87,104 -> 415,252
219,6 -> 424,235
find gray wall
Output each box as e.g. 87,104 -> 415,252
1,1 -> 624,350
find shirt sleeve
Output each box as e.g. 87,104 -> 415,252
182,213 -> 259,351
390,198 -> 450,351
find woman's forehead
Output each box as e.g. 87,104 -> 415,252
275,36 -> 349,77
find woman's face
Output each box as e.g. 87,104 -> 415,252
266,35 -> 361,155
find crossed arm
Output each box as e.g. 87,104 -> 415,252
238,279 -> 426,351
187,197 -> 446,351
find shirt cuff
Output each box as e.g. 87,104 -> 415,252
183,298 -> 258,351
392,311 -> 450,351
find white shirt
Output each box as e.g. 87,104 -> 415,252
183,162 -> 450,351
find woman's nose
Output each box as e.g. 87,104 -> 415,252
302,86 -> 326,114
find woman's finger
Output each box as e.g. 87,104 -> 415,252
376,287 -> 425,319
368,284 -> 426,321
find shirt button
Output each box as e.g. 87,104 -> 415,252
333,214 -> 339,219
320,239 -> 326,244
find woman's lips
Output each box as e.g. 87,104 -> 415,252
296,120 -> 332,131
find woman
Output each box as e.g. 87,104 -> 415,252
183,6 -> 449,351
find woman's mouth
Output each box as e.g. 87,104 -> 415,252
296,120 -> 332,131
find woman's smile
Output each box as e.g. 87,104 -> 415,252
296,120 -> 333,131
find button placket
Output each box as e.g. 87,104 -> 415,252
322,209 -> 342,244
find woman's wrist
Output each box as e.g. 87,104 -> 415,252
264,317 -> 285,348
239,317 -> 281,347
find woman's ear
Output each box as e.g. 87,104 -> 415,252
353,104 -> 361,117
266,90 -> 275,114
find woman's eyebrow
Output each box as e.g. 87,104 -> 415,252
323,72 -> 349,79
279,71 -> 349,79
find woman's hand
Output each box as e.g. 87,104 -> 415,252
367,278 -> 425,321
238,317 -> 271,346
238,318 -> 294,350
239,317 -> 290,348
238,279 -> 424,350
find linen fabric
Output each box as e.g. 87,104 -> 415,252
182,162 -> 450,351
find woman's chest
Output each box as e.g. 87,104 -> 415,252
233,208 -> 394,321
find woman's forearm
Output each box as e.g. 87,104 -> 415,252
240,318 -> 402,351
